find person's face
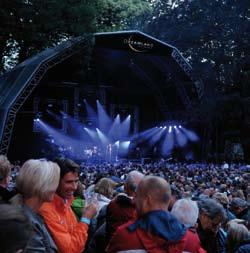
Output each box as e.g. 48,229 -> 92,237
230,206 -> 243,215
57,172 -> 79,199
200,213 -> 222,234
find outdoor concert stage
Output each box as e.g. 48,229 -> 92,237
0,31 -> 203,162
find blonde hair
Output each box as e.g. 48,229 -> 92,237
94,178 -> 116,198
0,155 -> 12,181
16,159 -> 60,201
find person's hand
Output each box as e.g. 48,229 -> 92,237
82,201 -> 98,219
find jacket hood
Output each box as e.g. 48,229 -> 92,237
128,210 -> 187,242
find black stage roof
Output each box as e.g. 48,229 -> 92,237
0,31 -> 203,156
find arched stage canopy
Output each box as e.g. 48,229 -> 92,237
0,31 -> 204,156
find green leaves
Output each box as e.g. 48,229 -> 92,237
95,0 -> 152,31
0,0 -> 152,72
146,0 -> 249,94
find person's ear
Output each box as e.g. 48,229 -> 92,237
2,176 -> 9,185
124,183 -> 128,194
199,212 -> 205,221
147,194 -> 154,207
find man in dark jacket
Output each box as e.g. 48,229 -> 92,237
106,170 -> 144,242
106,176 -> 188,253
197,198 -> 227,253
85,170 -> 144,253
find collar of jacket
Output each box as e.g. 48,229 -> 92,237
128,210 -> 186,242
53,194 -> 74,210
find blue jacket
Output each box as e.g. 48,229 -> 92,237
23,204 -> 57,253
234,240 -> 250,253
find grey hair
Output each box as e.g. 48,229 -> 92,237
171,198 -> 199,227
227,221 -> 250,253
198,198 -> 226,220
125,170 -> 144,192
17,159 -> 60,201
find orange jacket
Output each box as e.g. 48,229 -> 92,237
39,194 -> 89,253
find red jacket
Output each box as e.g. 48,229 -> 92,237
106,221 -> 186,253
107,221 -> 206,253
106,194 -> 137,242
184,228 -> 207,253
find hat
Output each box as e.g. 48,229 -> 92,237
230,198 -> 248,208
212,192 -> 229,206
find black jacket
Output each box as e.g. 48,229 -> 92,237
0,186 -> 16,203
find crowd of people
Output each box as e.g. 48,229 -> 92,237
0,155 -> 249,253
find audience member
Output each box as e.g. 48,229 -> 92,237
94,177 -> 116,213
197,198 -> 227,253
85,170 -> 144,253
12,159 -> 60,252
227,220 -> 250,253
230,198 -> 249,221
213,192 -> 236,217
106,170 -> 144,242
171,198 -> 206,253
0,204 -> 32,253
72,182 -> 85,220
107,176 -> 188,253
39,158 -> 98,253
0,155 -> 15,203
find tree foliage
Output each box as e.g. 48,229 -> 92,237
95,0 -> 152,31
146,0 -> 250,94
0,0 -> 151,72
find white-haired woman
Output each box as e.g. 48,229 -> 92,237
11,159 -> 60,253
171,198 -> 206,253
171,198 -> 199,228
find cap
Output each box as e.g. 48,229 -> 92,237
230,197 -> 248,208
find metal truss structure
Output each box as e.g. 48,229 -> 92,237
171,49 -> 204,100
147,55 -> 193,113
0,37 -> 88,155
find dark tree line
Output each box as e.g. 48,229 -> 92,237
146,0 -> 249,95
0,0 -> 151,72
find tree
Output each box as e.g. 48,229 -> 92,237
145,0 -> 250,160
95,0 -> 152,31
146,0 -> 250,94
0,0 -> 152,72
